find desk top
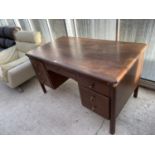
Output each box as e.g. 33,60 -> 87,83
27,37 -> 147,84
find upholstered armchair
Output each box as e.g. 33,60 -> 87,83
0,30 -> 42,89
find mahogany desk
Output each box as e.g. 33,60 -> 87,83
27,37 -> 146,134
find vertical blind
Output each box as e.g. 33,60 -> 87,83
30,19 -> 51,42
48,19 -> 67,39
18,19 -> 31,31
0,19 -> 155,83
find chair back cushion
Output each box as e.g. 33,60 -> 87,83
15,31 -> 41,44
15,31 -> 41,53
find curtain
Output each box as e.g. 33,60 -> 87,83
120,19 -> 155,82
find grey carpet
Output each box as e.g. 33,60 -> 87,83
0,78 -> 155,135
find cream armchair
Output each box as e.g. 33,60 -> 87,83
0,31 -> 41,88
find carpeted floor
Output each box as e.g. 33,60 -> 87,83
0,77 -> 155,135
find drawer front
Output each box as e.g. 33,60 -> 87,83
79,86 -> 110,119
31,59 -> 52,87
78,75 -> 110,96
46,63 -> 77,79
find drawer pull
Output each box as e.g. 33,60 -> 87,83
89,82 -> 95,89
90,96 -> 95,102
91,105 -> 97,111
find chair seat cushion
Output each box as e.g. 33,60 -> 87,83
18,50 -> 26,58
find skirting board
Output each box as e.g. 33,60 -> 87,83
140,78 -> 155,90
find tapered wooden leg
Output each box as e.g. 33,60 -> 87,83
110,114 -> 116,135
133,86 -> 139,98
110,100 -> 116,134
110,88 -> 116,134
40,83 -> 47,94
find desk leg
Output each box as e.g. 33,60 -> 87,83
40,83 -> 47,94
110,88 -> 116,134
110,103 -> 116,135
133,86 -> 139,98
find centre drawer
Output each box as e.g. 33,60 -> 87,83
45,63 -> 77,79
79,86 -> 110,119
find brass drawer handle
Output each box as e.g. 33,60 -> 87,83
90,95 -> 96,111
89,82 -> 95,89
90,96 -> 95,102
91,105 -> 97,111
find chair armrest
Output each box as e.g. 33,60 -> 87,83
0,56 -> 29,81
7,60 -> 35,88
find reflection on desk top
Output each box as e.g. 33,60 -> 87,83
27,36 -> 147,84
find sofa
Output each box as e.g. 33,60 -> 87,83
0,27 -> 41,88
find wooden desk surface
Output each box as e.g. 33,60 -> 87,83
27,37 -> 146,85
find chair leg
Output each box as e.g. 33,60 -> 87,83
16,86 -> 24,93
